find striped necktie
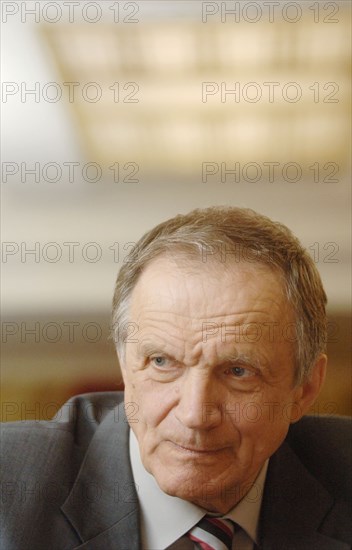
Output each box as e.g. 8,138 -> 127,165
187,516 -> 236,550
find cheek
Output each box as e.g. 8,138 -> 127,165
125,377 -> 177,431
231,416 -> 286,467
228,392 -> 293,449
122,373 -> 134,403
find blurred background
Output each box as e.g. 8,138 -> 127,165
1,1 -> 351,420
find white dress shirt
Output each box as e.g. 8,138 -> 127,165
130,430 -> 268,550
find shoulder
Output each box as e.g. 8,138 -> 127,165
0,392 -> 125,549
286,415 -> 351,501
1,391 -> 124,488
259,415 -> 351,547
1,390 -> 122,431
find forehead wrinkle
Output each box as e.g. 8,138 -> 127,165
138,325 -> 187,349
133,309 -> 203,344
134,307 -> 283,325
133,307 -> 288,365
131,262 -> 289,325
136,320 -> 213,366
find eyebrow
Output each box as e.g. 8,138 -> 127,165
138,342 -> 170,357
138,340 -> 273,377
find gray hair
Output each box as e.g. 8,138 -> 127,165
112,206 -> 327,383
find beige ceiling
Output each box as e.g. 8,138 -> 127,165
2,2 -> 351,316
41,14 -> 350,179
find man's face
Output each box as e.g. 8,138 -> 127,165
121,255 -> 308,512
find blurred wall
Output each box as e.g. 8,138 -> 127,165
1,1 -> 351,420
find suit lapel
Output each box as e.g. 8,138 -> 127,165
60,401 -> 349,550
259,442 -> 349,550
61,402 -> 140,550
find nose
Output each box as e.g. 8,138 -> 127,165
175,370 -> 222,429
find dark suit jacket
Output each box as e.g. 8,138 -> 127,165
1,392 -> 351,550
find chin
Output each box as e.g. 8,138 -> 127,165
152,463 -> 217,500
156,475 -> 201,501
155,473 -> 228,511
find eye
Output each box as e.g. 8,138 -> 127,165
227,365 -> 254,378
151,356 -> 168,367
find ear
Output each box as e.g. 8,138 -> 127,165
290,354 -> 327,423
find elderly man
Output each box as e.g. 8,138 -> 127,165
1,207 -> 350,550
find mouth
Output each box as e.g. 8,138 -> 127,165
170,441 -> 226,454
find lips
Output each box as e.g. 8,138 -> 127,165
169,441 -> 225,453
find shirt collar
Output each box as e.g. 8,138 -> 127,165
130,429 -> 268,549
224,459 -> 268,543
